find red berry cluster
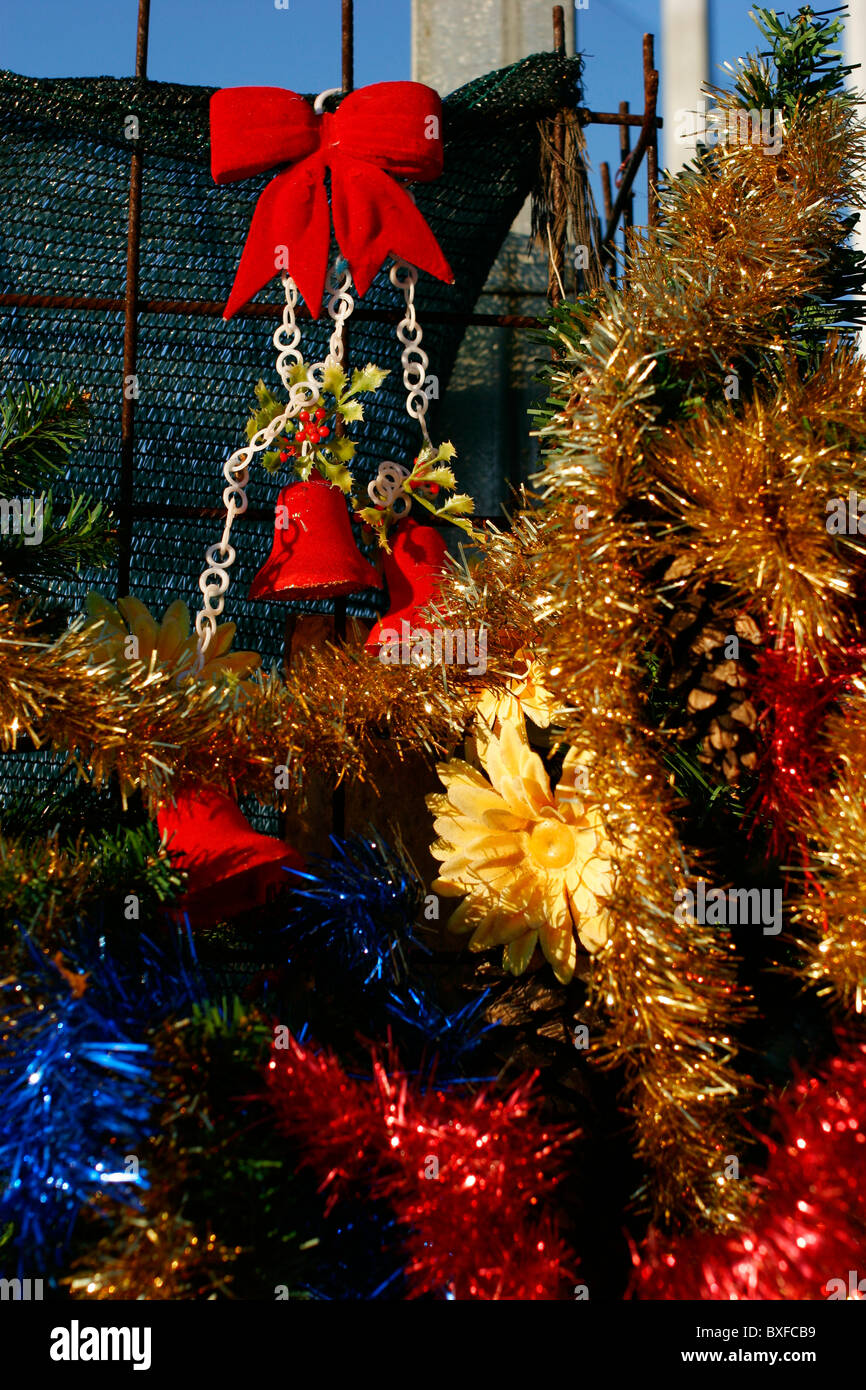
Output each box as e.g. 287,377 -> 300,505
279,406 -> 330,464
405,477 -> 439,497
404,456 -> 439,497
296,406 -> 329,446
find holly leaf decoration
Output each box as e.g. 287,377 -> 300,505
415,465 -> 458,489
322,362 -> 346,397
246,380 -> 285,442
329,436 -> 356,463
411,488 -> 477,537
356,503 -> 397,549
320,459 -> 354,493
350,364 -> 389,394
438,493 -> 475,516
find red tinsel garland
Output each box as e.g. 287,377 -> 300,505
747,641 -> 864,857
632,1039 -> 866,1300
266,1036 -> 576,1300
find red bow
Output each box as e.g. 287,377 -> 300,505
210,82 -> 453,320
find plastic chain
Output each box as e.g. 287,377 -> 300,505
193,262 -> 354,662
389,258 -> 432,446
366,460 -> 412,516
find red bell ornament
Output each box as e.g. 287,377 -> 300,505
366,516 -> 448,650
158,783 -> 304,925
249,475 -> 382,601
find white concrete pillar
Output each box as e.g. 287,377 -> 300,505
845,1 -> 866,351
661,0 -> 710,172
412,0 -> 575,99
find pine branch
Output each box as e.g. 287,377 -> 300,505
0,382 -> 90,493
0,491 -> 116,590
733,5 -> 858,115
0,821 -> 185,951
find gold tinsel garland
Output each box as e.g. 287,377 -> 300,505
66,1208 -> 239,1300
0,506 -> 558,807
4,94 -> 865,1244
648,345 -> 866,656
791,687 -> 866,1015
571,734 -> 750,1228
518,99 -> 866,1227
0,590 -> 480,806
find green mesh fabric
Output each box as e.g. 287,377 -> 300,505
0,53 -> 581,808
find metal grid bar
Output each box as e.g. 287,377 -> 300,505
117,0 -> 150,593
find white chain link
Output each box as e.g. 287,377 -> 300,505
367,460 -> 412,517
389,258 -> 431,446
194,87 -> 363,664
273,274 -> 304,389
324,264 -> 354,366
193,266 -> 356,661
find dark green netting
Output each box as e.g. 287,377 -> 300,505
0,52 -> 581,810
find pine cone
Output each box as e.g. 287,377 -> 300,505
659,563 -> 763,785
460,954 -> 599,1111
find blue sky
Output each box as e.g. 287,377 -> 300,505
2,2 -> 770,102
0,0 -> 773,223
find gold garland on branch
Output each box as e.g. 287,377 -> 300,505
791,684 -> 866,1015
0,522 -> 553,807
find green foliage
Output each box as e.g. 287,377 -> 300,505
0,490 -> 115,589
245,380 -> 284,443
642,649 -> 740,828
0,381 -> 90,493
151,998 -> 313,1298
0,382 -> 117,607
728,5 -> 857,116
244,363 -> 389,492
0,772 -> 128,840
0,819 -> 184,952
356,439 -> 476,547
723,8 -> 866,349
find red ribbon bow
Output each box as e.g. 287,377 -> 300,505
210,82 -> 453,320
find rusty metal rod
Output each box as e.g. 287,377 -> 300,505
331,0 -> 355,839
599,161 -> 613,224
135,0 -> 150,76
601,63 -> 659,253
342,0 -> 354,93
619,100 -> 633,234
0,293 -> 547,331
549,5 -> 567,307
118,0 -> 150,596
643,33 -> 660,227
579,109 -> 662,128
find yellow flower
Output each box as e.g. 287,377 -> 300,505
83,594 -> 260,685
428,716 -> 615,983
475,650 -> 562,736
